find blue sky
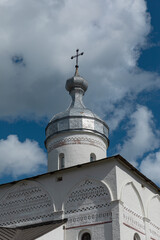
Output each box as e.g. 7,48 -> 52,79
0,0 -> 160,185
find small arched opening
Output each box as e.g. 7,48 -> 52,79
134,233 -> 141,240
59,153 -> 65,169
90,153 -> 96,162
81,232 -> 91,240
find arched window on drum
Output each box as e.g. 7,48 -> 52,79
81,232 -> 91,240
90,153 -> 96,162
59,153 -> 65,169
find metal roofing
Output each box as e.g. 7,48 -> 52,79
0,219 -> 67,240
45,72 -> 109,144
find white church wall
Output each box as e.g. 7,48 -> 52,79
0,158 -> 117,240
63,178 -> 112,240
110,200 -> 121,240
35,159 -> 117,211
63,179 -> 112,228
148,195 -> 160,240
36,160 -> 116,239
148,195 -> 160,226
115,159 -> 160,240
65,223 -> 112,240
121,182 -> 145,215
116,160 -> 158,213
36,225 -> 64,240
0,156 -> 159,239
0,180 -> 57,228
120,182 -> 145,240
0,158 -> 117,219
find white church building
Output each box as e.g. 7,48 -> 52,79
0,51 -> 159,240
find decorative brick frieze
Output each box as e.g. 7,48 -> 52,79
64,179 -> 111,228
48,136 -> 106,152
149,221 -> 160,240
0,181 -> 59,227
123,205 -> 145,235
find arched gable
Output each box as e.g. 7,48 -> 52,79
121,181 -> 144,216
0,180 -> 55,227
120,181 -> 145,235
64,178 -> 112,229
148,195 -> 160,227
147,195 -> 160,239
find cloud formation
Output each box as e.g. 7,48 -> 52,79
140,151 -> 160,185
0,0 -> 159,121
117,105 -> 159,166
0,0 -> 160,184
0,135 -> 47,178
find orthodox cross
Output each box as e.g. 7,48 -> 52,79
71,49 -> 84,74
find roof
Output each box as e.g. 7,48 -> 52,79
45,71 -> 109,145
0,219 -> 67,240
0,154 -> 159,193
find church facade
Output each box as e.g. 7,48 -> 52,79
0,53 -> 159,240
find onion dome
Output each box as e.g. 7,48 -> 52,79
45,70 -> 109,146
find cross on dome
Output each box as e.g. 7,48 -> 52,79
71,49 -> 84,74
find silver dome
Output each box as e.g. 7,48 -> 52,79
45,72 -> 109,145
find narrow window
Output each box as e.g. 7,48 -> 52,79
59,153 -> 65,169
81,232 -> 91,240
90,153 -> 96,162
134,233 -> 141,240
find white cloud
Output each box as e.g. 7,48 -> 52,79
0,135 -> 47,178
0,0 -> 159,121
105,102 -> 134,132
117,105 -> 159,166
140,151 -> 160,185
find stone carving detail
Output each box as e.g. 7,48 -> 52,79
123,205 -> 145,234
0,180 -> 56,227
48,137 -> 106,152
149,222 -> 160,240
64,179 -> 111,228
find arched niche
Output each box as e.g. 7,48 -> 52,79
148,195 -> 160,227
121,182 -> 144,216
90,153 -> 96,162
59,153 -> 65,169
64,179 -> 112,228
0,180 -> 55,227
134,233 -> 141,240
121,182 -> 145,235
80,232 -> 91,240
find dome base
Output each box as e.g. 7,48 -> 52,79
47,131 -> 108,172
